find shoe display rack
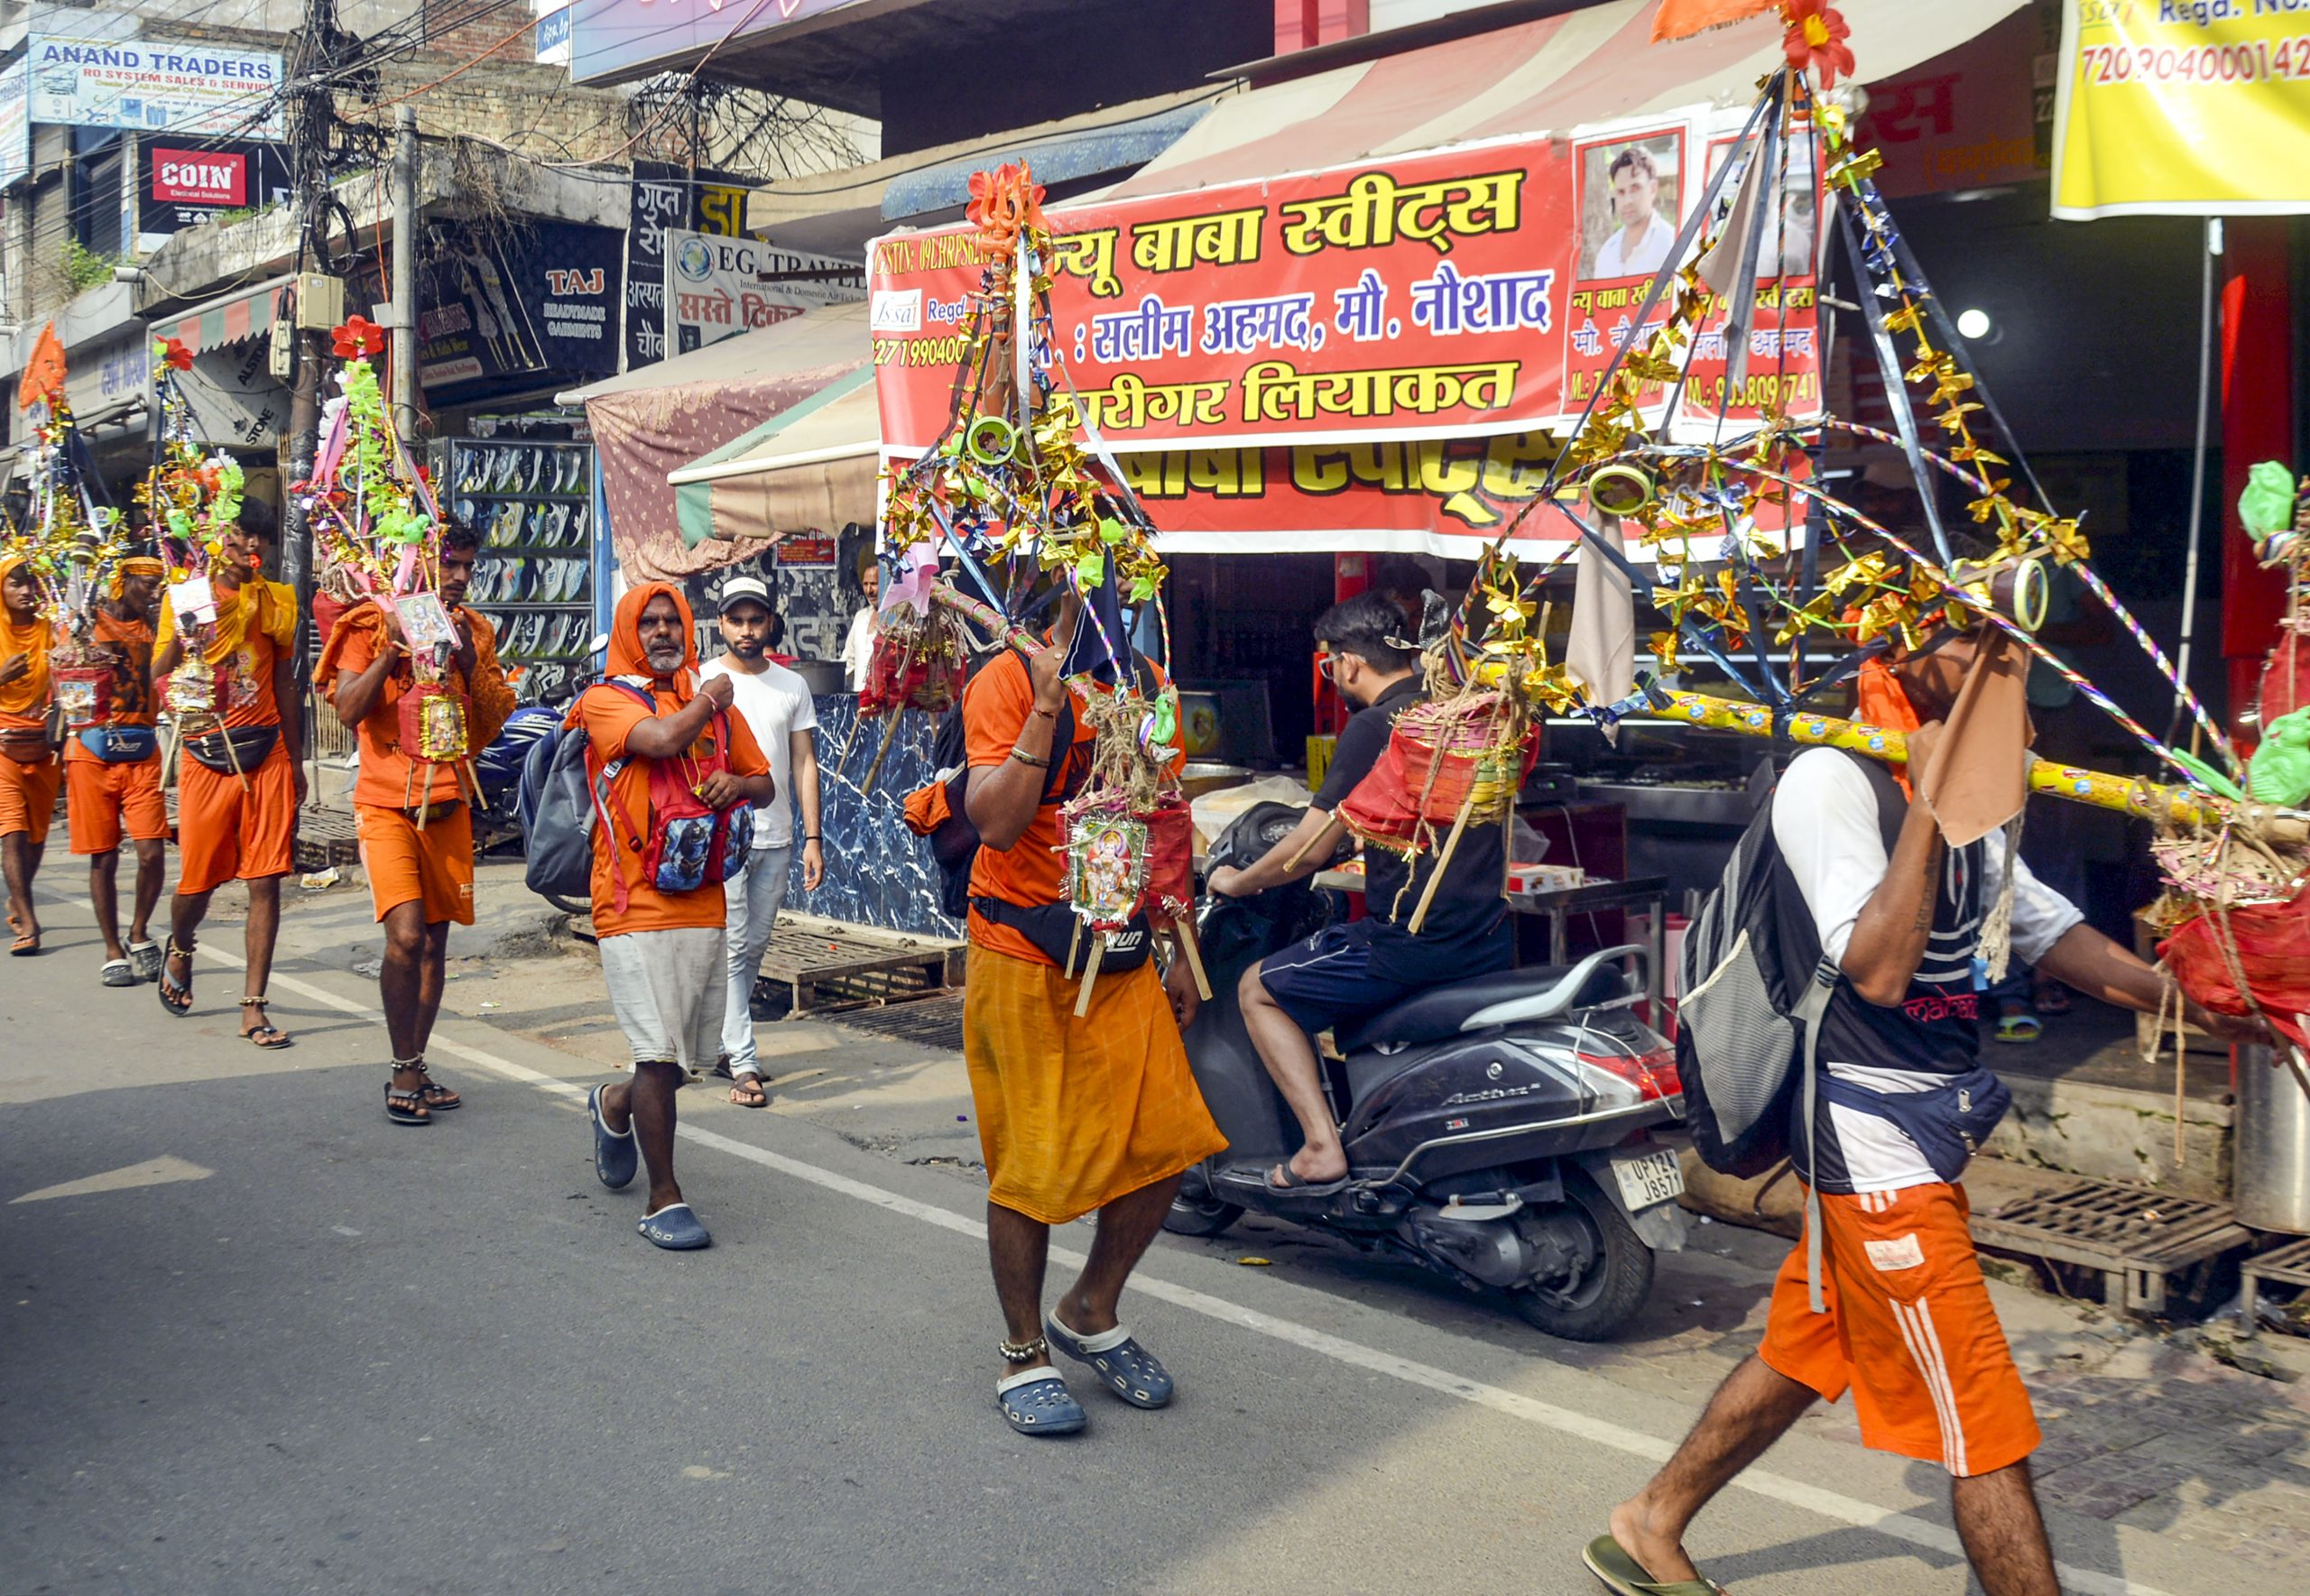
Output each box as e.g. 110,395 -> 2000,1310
441,436 -> 597,704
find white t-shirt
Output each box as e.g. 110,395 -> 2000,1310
700,656 -> 818,849
843,607 -> 877,691
1593,216 -> 1673,279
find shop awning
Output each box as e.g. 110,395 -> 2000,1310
669,369 -> 879,549
1112,0 -> 2025,198
569,301 -> 871,582
148,273 -> 293,356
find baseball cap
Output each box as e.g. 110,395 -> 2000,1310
716,575 -> 772,614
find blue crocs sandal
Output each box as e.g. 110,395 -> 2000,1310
638,1203 -> 711,1250
589,1085 -> 638,1191
1046,1312 -> 1174,1409
996,1365 -> 1086,1436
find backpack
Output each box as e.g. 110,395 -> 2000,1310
519,679 -> 650,901
1676,750 -> 1908,1179
915,649 -> 1158,920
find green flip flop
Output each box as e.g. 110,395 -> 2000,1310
1582,1535 -> 1728,1596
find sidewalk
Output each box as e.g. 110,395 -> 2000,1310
277,861 -> 2310,1578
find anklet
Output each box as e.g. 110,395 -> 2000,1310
1000,1335 -> 1049,1365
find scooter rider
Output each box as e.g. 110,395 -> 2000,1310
1207,594 -> 1513,1194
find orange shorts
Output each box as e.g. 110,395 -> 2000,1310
356,801 -> 474,925
177,742 -> 296,894
66,754 -> 168,854
1760,1182 -> 2040,1479
0,752 -> 60,844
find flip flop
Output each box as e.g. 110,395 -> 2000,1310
10,931 -> 39,956
1996,1012 -> 2042,1044
637,1203 -> 711,1250
1582,1535 -> 1728,1596
156,937 -> 194,1017
127,940 -> 162,982
1266,1161 -> 1349,1195
729,1073 -> 768,1108
995,1366 -> 1086,1436
589,1084 -> 638,1191
1046,1312 -> 1173,1409
100,958 -> 135,987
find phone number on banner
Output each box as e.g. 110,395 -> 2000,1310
2078,32 -> 2310,86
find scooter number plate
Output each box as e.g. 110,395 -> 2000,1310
1611,1148 -> 1685,1212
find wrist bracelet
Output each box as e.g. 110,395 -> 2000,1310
1009,746 -> 1051,768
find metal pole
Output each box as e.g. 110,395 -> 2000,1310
2173,218 -> 2221,748
391,104 -> 418,445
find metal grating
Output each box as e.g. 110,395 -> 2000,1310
1973,1175 -> 2250,1317
2242,1237 -> 2310,1339
829,992 -> 966,1051
293,806 -> 364,872
756,922 -> 958,1014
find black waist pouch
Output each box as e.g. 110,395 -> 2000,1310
972,895 -> 1154,976
185,724 -> 280,775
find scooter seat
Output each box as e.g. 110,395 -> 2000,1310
1338,961 -> 1628,1054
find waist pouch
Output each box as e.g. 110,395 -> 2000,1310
973,894 -> 1153,976
1818,1065 -> 2012,1185
79,725 -> 159,763
0,726 -> 54,763
185,724 -> 280,776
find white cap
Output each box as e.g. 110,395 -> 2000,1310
716,575 -> 772,614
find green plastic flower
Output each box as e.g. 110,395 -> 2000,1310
2240,459 -> 2296,537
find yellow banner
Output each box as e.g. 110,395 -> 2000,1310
2053,0 -> 2310,218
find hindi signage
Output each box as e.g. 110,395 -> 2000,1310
0,61 -> 27,190
664,226 -> 864,355
870,109 -> 1821,455
25,36 -> 284,138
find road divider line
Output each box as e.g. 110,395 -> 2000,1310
203,949 -> 2161,1596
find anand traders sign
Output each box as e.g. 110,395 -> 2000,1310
566,0 -> 869,84
26,36 -> 284,138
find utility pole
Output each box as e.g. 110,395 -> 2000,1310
391,105 -> 418,446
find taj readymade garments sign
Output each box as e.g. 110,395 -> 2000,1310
870,108 -> 1822,464
24,35 -> 284,138
2053,0 -> 2310,217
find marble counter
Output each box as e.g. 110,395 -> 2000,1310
777,693 -> 960,941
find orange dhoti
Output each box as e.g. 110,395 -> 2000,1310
0,752 -> 60,844
176,742 -> 297,895
66,754 -> 167,854
356,801 -> 475,925
961,944 -> 1227,1225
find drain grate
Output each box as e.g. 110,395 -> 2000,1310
828,992 -> 966,1052
1973,1175 -> 2250,1316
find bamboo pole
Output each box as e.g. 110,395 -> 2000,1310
1074,932 -> 1104,1018
1659,691 -> 2310,842
1407,789 -> 1478,935
1171,912 -> 1212,1001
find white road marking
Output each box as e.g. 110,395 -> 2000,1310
198,949 -> 2164,1596
10,1155 -> 214,1204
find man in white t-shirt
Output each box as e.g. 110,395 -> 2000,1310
1591,144 -> 1674,280
702,575 -> 827,1105
843,560 -> 879,691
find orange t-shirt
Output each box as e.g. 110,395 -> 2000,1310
156,579 -> 297,728
578,678 -> 770,937
961,650 -> 1181,964
63,609 -> 156,764
319,604 -> 517,807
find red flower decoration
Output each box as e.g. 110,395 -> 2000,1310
965,163 -> 1047,246
154,337 -> 193,372
332,315 -> 386,360
1780,0 -> 1854,90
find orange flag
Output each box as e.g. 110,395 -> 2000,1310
1650,0 -> 1779,43
18,321 -> 64,411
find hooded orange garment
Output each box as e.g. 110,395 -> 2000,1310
568,581 -> 766,938
155,571 -> 298,728
315,598 -> 516,808
0,554 -> 57,732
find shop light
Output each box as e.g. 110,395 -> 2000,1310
1956,308 -> 1992,340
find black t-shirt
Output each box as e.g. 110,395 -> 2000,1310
1315,676 -> 1510,983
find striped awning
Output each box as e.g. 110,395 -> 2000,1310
149,273 -> 294,357
1111,0 -> 2025,199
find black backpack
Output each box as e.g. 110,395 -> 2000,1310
922,648 -> 1156,919
1677,751 -> 1907,1178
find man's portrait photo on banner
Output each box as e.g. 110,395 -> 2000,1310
1705,129 -> 1824,282
1578,132 -> 1682,281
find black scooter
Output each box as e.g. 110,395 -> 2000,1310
1168,804 -> 1688,1342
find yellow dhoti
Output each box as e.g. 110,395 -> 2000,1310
962,945 -> 1229,1225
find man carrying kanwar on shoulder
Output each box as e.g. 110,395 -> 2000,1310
67,552 -> 169,985
0,552 -> 61,955
579,582 -> 773,1251
153,520 -> 305,1045
1591,622 -> 2266,1596
316,518 -> 514,1126
961,583 -> 1225,1437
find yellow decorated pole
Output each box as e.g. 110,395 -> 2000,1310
1659,691 -> 2310,843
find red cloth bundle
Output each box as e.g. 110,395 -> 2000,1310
2259,627 -> 2310,726
396,680 -> 471,764
857,635 -> 963,716
1141,798 -> 1195,918
52,664 -> 112,731
1336,703 -> 1538,853
2159,885 -> 2310,1056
